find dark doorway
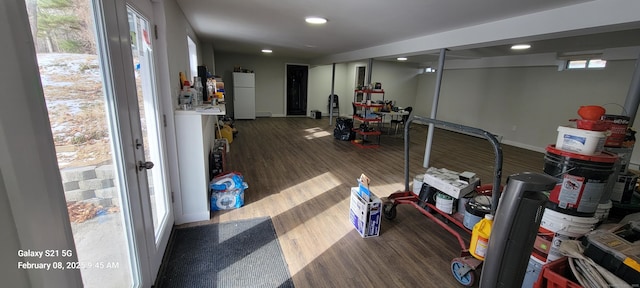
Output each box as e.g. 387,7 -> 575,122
286,64 -> 308,116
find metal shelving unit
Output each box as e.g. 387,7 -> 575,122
352,89 -> 385,148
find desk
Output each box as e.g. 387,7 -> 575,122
375,110 -> 410,134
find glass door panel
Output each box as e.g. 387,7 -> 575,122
128,7 -> 169,238
26,0 -> 144,286
125,2 -> 172,281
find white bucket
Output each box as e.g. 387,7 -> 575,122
412,174 -> 424,195
521,255 -> 545,288
435,192 -> 454,214
594,200 -> 613,223
556,126 -> 607,155
538,208 -> 598,262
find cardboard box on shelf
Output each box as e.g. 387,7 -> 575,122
349,187 -> 381,238
215,81 -> 224,91
423,167 -> 479,199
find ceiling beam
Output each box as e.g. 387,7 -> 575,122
312,0 -> 640,65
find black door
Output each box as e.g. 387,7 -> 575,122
286,64 -> 308,116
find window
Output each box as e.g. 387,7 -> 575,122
419,67 -> 437,74
187,35 -> 198,80
566,59 -> 606,70
567,60 -> 587,69
587,59 -> 607,68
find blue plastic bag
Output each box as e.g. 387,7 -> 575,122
210,172 -> 248,211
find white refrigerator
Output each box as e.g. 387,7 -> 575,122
233,72 -> 255,119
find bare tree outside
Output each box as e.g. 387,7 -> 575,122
35,0 -> 95,53
26,0 -> 38,46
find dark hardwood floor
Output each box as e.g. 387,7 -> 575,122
179,117 -> 546,287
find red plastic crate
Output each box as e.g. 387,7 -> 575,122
534,257 -> 583,288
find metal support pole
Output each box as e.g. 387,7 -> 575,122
423,48 -> 447,168
623,52 -> 640,126
366,58 -> 373,92
329,63 -> 336,125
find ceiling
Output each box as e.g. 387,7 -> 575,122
176,0 -> 640,66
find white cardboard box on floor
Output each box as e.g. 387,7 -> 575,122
349,187 -> 381,238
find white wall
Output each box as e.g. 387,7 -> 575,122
0,169 -> 30,288
162,0 -> 198,105
415,59 -> 640,165
1,0 -> 82,286
215,53 -> 421,118
157,0 -> 208,225
369,60 -> 420,110
200,42 -> 215,74
215,52 -> 308,117
308,63 -> 346,116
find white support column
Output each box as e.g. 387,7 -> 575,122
423,48 -> 447,168
366,58 -> 373,89
623,53 -> 640,126
329,63 -> 336,125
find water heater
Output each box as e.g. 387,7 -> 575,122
479,172 -> 556,288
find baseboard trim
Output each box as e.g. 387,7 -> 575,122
501,140 -> 546,153
413,122 -> 548,154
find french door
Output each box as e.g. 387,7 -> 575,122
126,0 -> 173,282
26,0 -> 171,286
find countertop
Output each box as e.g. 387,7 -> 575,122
175,104 -> 226,115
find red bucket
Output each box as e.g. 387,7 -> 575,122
602,114 -> 630,147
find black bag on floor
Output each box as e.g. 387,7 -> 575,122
334,117 -> 354,141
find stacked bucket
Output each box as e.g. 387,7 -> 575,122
522,105 -> 631,288
603,113 -> 637,212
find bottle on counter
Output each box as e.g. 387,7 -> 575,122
207,78 -> 216,103
192,77 -> 202,106
179,80 -> 193,110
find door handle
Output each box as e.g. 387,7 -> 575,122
138,161 -> 154,171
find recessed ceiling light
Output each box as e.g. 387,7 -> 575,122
511,44 -> 531,50
305,17 -> 327,24
261,49 -> 273,53
397,57 -> 408,61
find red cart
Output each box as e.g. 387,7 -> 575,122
382,116 -> 503,287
